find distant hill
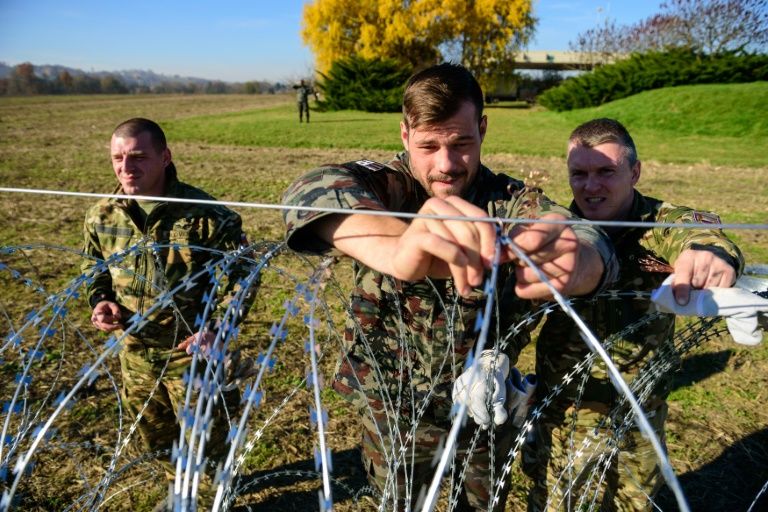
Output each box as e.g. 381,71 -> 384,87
0,61 -> 291,95
0,61 -> 226,87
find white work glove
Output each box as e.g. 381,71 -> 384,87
651,274 -> 768,345
453,350 -> 510,429
506,367 -> 538,428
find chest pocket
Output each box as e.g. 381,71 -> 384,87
162,217 -> 207,282
95,224 -> 135,257
167,218 -> 204,245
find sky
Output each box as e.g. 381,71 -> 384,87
0,1 -> 664,83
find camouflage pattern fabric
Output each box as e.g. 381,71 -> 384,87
282,152 -> 618,510
295,83 -> 314,104
81,175 -> 254,348
294,83 -> 315,122
360,393 -> 516,511
526,190 -> 744,512
299,101 -> 310,122
81,173 -> 255,496
119,341 -> 239,483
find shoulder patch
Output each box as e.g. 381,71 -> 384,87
354,160 -> 387,172
692,211 -> 721,224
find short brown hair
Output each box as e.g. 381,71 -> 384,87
402,63 -> 484,130
112,118 -> 168,154
569,118 -> 638,167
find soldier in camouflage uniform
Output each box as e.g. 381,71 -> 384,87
293,79 -> 317,123
282,64 -> 619,511
81,118 -> 255,503
526,118 -> 744,511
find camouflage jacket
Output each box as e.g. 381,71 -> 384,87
283,153 -> 618,423
294,84 -> 314,103
81,175 -> 254,347
536,190 -> 744,417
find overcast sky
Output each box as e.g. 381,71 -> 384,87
0,1 -> 662,82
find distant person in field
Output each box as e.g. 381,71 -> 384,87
293,79 -> 317,123
81,117 -> 256,507
525,118 -> 744,511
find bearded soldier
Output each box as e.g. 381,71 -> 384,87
282,64 -> 619,511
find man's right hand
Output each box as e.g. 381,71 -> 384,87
317,196 -> 498,298
91,300 -> 124,332
391,196 -> 497,296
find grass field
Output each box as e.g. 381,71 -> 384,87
156,81 -> 768,167
1,89 -> 767,511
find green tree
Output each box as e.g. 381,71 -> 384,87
316,55 -> 411,112
538,49 -> 768,111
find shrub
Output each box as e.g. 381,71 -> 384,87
538,49 -> 768,111
316,56 -> 412,113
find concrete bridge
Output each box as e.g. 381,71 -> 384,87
515,51 -> 606,71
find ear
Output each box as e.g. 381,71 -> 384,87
163,148 -> 172,168
631,160 -> 641,186
400,121 -> 409,151
478,115 -> 487,142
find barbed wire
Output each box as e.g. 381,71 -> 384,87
1,186 -> 766,231
1,190 -> 766,511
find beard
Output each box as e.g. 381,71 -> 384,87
426,171 -> 467,197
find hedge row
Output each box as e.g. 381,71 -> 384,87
538,49 -> 768,111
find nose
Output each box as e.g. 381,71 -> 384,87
433,146 -> 458,174
584,173 -> 601,192
119,155 -> 134,173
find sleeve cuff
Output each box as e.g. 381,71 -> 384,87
89,292 -> 116,310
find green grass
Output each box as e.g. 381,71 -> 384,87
163,82 -> 768,167
560,82 -> 768,138
165,105 -> 404,151
1,91 -> 767,511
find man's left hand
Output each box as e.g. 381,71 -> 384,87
507,213 -> 603,299
672,249 -> 737,305
177,330 -> 217,355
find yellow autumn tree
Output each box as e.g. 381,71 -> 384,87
301,0 -> 535,88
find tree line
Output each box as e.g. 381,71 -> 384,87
0,62 -> 284,96
570,0 -> 767,65
301,0 -> 766,112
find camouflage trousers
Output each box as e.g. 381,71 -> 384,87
119,341 -> 240,499
298,101 -> 310,122
359,396 -> 516,511
524,402 -> 668,512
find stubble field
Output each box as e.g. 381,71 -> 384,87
0,93 -> 767,511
